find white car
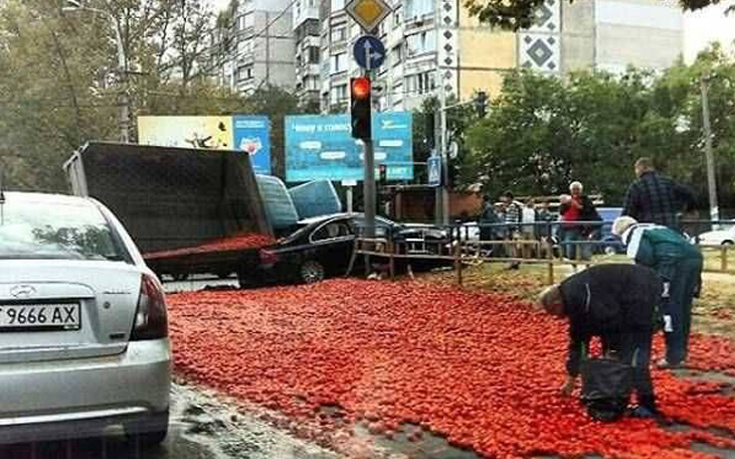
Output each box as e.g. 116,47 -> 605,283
695,225 -> 735,245
0,192 -> 171,446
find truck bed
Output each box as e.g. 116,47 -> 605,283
65,142 -> 273,280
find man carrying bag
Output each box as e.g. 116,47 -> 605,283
537,264 -> 664,420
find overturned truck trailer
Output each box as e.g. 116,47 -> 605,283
64,142 -> 273,282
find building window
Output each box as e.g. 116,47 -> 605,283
331,26 -> 347,43
394,8 -> 402,26
238,64 -> 254,82
238,39 -> 253,56
331,84 -> 347,104
308,46 -> 320,64
391,44 -> 403,67
330,52 -> 347,74
305,19 -> 320,36
405,71 -> 436,95
405,0 -> 433,20
239,13 -> 254,31
303,76 -> 319,91
406,30 -> 436,56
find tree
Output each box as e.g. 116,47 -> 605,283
412,96 -> 479,187
0,0 -> 115,192
0,0 -> 230,191
655,46 -> 735,211
463,53 -> 735,210
464,0 -> 728,31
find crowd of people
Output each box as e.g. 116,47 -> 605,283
536,156 -> 702,421
477,183 -> 603,268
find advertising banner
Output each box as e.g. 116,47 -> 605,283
233,116 -> 271,175
138,116 -> 234,150
284,112 -> 413,182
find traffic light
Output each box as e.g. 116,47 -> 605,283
476,91 -> 488,118
378,164 -> 387,184
350,76 -> 372,140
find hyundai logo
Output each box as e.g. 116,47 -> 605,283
9,285 -> 36,299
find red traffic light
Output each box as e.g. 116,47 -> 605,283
352,77 -> 371,100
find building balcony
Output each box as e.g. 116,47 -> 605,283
293,7 -> 319,30
403,13 -> 435,32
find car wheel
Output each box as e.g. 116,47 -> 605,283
604,246 -> 617,256
125,410 -> 169,448
237,270 -> 262,289
723,240 -> 734,246
300,260 -> 325,284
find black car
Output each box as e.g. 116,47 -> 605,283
241,213 -> 450,286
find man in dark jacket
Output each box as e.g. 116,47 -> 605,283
537,264 -> 663,417
613,216 -> 703,368
622,157 -> 695,232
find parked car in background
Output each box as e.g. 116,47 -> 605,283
0,192 -> 171,446
694,225 -> 735,245
244,213 -> 451,286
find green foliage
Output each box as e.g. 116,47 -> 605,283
463,50 -> 735,209
464,0 -> 723,31
412,95 -> 480,187
0,0 -> 311,191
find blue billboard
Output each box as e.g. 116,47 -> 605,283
234,115 -> 271,175
285,113 -> 413,182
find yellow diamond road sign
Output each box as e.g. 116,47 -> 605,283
345,0 -> 392,32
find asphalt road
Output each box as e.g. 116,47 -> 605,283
0,277 -> 338,459
0,382 -> 339,459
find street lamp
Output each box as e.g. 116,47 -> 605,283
62,0 -> 129,143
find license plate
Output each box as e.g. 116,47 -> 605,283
0,303 -> 81,331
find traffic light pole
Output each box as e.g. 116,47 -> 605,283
363,137 -> 376,239
362,69 -> 376,240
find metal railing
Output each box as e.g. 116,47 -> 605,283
348,219 -> 735,285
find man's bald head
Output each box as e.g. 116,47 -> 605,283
635,157 -> 654,178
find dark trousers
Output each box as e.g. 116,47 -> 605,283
663,257 -> 703,364
611,329 -> 656,410
560,227 -> 591,261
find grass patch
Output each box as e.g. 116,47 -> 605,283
421,255 -> 735,341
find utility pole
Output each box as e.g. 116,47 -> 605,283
265,12 -> 271,85
433,0 -> 450,226
700,75 -> 719,222
117,23 -> 129,143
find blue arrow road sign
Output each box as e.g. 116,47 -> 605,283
353,35 -> 386,71
428,155 -> 441,187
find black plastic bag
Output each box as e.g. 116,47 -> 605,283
580,357 -> 633,422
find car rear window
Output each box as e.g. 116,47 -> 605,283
0,197 -> 127,261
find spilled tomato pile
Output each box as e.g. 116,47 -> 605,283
168,279 -> 735,458
143,233 -> 274,260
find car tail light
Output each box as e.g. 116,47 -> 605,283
130,274 -> 168,341
259,248 -> 279,265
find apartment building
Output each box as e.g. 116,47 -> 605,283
289,0 -> 684,113
211,0 -> 296,94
